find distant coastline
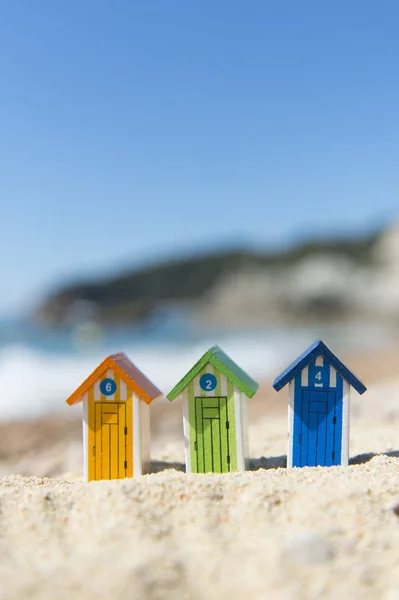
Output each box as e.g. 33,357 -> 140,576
33,225 -> 399,328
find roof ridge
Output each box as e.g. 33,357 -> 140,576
167,345 -> 259,400
65,353 -> 162,406
272,339 -> 367,395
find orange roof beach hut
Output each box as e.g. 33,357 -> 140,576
66,353 -> 162,482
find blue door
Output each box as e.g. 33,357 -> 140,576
294,390 -> 342,467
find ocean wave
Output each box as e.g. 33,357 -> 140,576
0,322 -> 391,420
0,334 -> 299,420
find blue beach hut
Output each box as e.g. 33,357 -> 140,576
273,340 -> 367,468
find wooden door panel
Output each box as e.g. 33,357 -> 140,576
93,402 -> 127,480
298,390 -> 335,467
194,397 -> 229,473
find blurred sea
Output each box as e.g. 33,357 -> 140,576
0,311 -> 395,421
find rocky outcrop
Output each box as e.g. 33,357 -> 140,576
33,223 -> 399,327
198,219 -> 399,325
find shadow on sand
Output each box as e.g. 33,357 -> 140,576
249,452 -> 399,469
149,460 -> 185,474
249,456 -> 287,470
349,451 -> 399,465
148,451 -> 399,474
148,456 -> 288,474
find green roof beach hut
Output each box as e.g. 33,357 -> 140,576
167,345 -> 259,473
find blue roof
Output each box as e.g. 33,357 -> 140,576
273,339 -> 367,394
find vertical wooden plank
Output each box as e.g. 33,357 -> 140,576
110,422 -> 119,479
192,377 -> 202,473
82,397 -> 88,482
234,388 -> 245,471
219,377 -> 229,472
146,403 -> 150,473
292,374 -> 303,467
142,403 -> 146,474
213,366 -> 221,397
227,380 -> 237,471
325,359 -> 331,387
88,388 -> 95,482
182,389 -> 191,473
133,395 -> 141,477
341,380 -> 350,466
146,403 -> 151,473
334,376 -> 343,465
317,410 -> 327,466
300,391 -> 309,467
142,401 -> 150,475
287,381 -> 294,469
330,366 -> 337,388
140,399 -> 144,475
211,412 -> 222,472
202,417 -> 213,472
195,397 -> 205,472
114,373 -> 121,402
94,378 -> 101,401
187,381 -> 197,473
95,402 -> 102,480
102,419 -> 110,480
240,394 -> 249,469
325,390 -> 335,466
118,403 -> 126,478
125,390 -> 133,477
119,379 -> 127,401
198,365 -> 206,394
307,413 -> 317,467
219,396 -> 229,472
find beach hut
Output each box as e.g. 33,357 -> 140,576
167,345 -> 259,473
66,352 -> 162,482
273,339 -> 367,468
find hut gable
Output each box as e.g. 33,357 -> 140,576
273,339 -> 367,394
66,353 -> 162,406
167,345 -> 259,401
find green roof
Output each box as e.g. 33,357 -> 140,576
167,345 -> 259,401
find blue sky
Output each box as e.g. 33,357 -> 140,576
1,1 -> 398,316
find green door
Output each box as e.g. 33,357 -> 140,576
194,397 -> 231,473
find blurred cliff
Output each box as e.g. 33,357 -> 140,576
34,219 -> 399,328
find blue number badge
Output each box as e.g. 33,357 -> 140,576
200,373 -> 217,392
309,365 -> 328,387
100,378 -> 117,396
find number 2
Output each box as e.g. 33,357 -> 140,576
315,371 -> 322,381
205,379 -> 212,390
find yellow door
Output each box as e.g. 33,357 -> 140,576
93,403 -> 128,480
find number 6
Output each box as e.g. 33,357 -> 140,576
106,382 -> 112,392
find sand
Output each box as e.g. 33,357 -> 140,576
1,451 -> 399,600
1,347 -> 399,599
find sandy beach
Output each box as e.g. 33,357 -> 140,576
1,347 -> 399,599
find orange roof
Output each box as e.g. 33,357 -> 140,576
65,352 -> 163,406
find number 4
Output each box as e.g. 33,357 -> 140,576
315,371 -> 322,381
